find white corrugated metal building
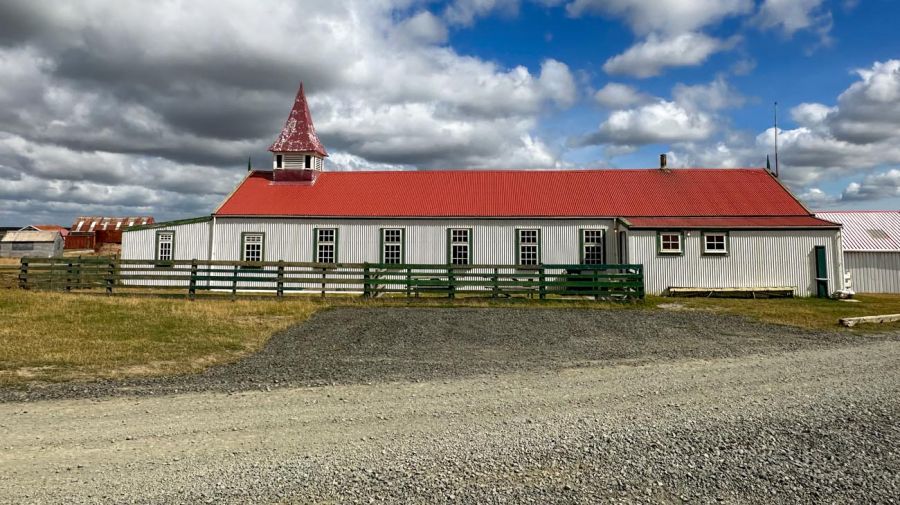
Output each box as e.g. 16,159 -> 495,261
122,83 -> 845,297
816,211 -> 900,293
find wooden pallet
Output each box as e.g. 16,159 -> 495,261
668,286 -> 795,298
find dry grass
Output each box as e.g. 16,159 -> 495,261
1,278 -> 899,385
0,290 -> 324,384
646,294 -> 900,331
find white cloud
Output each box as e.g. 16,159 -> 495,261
602,32 -> 735,78
443,0 -> 521,26
841,169 -> 900,202
755,0 -> 831,38
672,76 -> 745,111
0,0 -> 579,224
577,77 -> 743,148
593,83 -> 648,108
565,0 -> 753,35
578,100 -> 715,146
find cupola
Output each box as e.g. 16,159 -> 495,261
269,82 -> 328,181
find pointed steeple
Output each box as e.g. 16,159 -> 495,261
268,82 -> 328,157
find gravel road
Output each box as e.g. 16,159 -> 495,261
1,307 -> 895,402
0,308 -> 898,503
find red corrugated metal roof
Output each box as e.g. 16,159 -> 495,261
626,216 -> 838,228
268,83 -> 328,156
215,168 -> 824,227
816,211 -> 900,251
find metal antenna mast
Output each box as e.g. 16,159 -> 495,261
773,101 -> 779,178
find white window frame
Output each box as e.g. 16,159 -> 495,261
448,228 -> 471,265
315,228 -> 337,263
517,229 -> 540,266
581,229 -> 605,264
156,231 -> 174,262
658,232 -> 683,255
702,232 -> 728,255
242,233 -> 264,262
381,228 -> 404,264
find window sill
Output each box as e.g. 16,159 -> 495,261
657,251 -> 683,256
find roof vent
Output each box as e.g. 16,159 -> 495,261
659,153 -> 670,172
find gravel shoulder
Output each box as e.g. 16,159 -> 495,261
2,307 -> 897,402
0,337 -> 897,504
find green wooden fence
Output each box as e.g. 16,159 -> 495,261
16,257 -> 644,301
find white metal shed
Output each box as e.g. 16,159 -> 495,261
816,211 -> 900,293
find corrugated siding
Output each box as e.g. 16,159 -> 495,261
122,221 -> 211,261
208,218 -> 617,291
211,218 -> 617,264
845,252 -> 900,293
627,229 -> 840,297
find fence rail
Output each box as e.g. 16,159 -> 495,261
16,257 -> 644,301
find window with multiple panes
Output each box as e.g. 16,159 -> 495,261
581,230 -> 604,264
448,228 -> 471,265
381,228 -> 404,264
517,229 -> 540,265
242,233 -> 264,262
658,232 -> 683,254
703,232 -> 728,254
315,228 -> 337,263
156,231 -> 174,261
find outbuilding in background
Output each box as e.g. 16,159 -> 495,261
816,211 -> 900,294
0,230 -> 64,258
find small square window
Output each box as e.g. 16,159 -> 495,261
703,233 -> 728,254
659,233 -> 683,254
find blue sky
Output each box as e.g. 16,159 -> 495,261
0,0 -> 898,225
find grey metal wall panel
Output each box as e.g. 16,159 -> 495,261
627,229 -> 841,297
845,252 -> 900,293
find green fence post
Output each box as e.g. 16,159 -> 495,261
447,266 -> 455,299
539,266 -> 546,300
362,263 -> 370,298
276,260 -> 285,298
188,259 -> 197,301
406,267 -> 411,298
320,267 -> 327,298
492,267 -> 499,298
106,259 -> 115,296
593,268 -> 600,301
18,258 -> 28,290
231,264 -> 238,301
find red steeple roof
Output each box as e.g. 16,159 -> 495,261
268,83 -> 328,156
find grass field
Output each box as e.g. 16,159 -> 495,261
1,257 -> 899,385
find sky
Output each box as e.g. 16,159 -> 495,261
0,0 -> 899,226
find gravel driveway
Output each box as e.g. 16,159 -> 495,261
1,307 -> 895,402
0,308 -> 898,504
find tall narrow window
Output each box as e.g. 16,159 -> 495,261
448,228 -> 471,265
581,230 -> 604,264
304,155 -> 312,168
381,228 -> 404,264
275,154 -> 283,168
242,233 -> 264,262
315,228 -> 337,263
517,229 -> 540,266
156,231 -> 174,261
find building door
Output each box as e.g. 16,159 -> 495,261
618,231 -> 627,263
814,245 -> 828,298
